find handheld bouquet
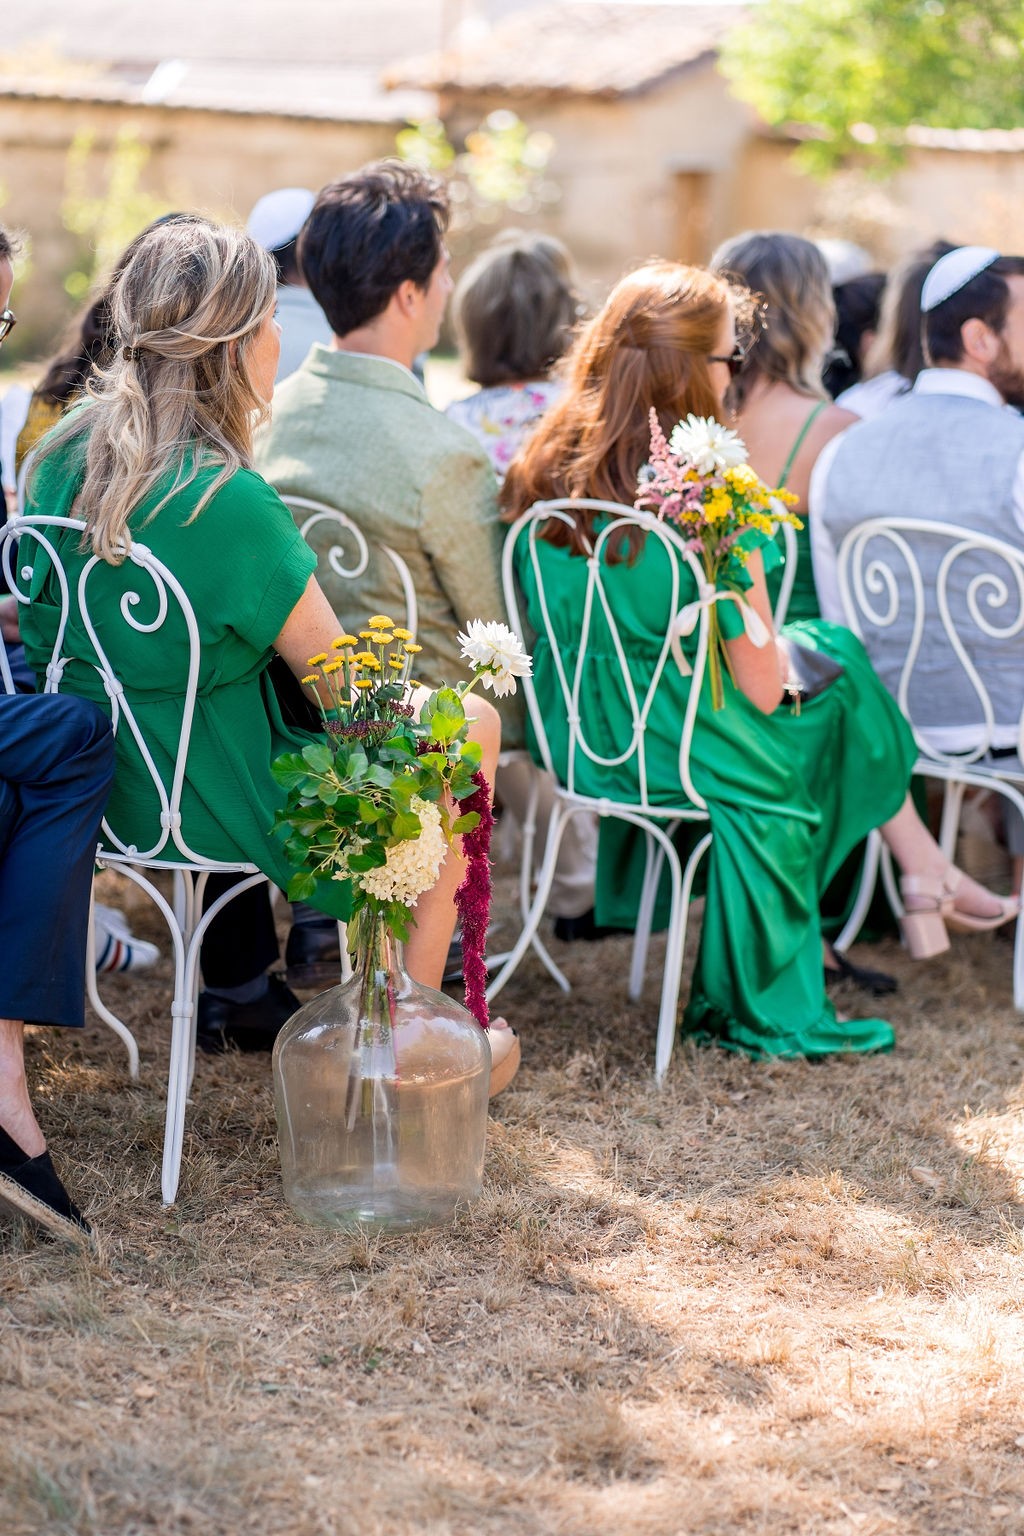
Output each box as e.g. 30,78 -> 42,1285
635,411 -> 801,710
271,616 -> 531,1025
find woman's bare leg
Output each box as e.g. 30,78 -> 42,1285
405,696 -> 501,990
0,1017 -> 46,1157
880,794 -> 1010,917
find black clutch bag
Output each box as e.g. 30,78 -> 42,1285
778,637 -> 845,713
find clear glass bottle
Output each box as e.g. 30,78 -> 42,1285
272,910 -> 490,1232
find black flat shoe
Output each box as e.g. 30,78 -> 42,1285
824,949 -> 898,998
553,908 -> 633,943
0,1126 -> 92,1248
196,973 -> 301,1054
284,919 -> 342,989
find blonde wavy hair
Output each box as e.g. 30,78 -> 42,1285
32,217 -> 278,564
711,231 -> 835,411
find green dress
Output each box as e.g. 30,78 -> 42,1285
515,523 -> 916,1060
20,429 -> 351,921
764,401 -> 827,625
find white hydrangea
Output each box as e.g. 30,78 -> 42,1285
457,619 -> 533,698
356,796 -> 447,905
669,414 -> 747,475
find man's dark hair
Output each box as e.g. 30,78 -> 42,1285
298,160 -> 450,337
0,226 -> 20,263
823,272 -> 886,397
925,256 -> 1024,365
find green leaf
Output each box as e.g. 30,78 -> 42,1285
451,811 -> 481,835
301,741 -> 334,774
286,871 -> 318,902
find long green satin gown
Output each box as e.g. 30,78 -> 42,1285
515,522 -> 916,1060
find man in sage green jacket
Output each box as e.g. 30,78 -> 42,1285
255,160 -> 514,740
255,160 -> 597,963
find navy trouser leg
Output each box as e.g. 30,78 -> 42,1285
0,694 -> 115,1027
200,876 -> 279,989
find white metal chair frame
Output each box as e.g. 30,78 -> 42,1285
1,512 -> 270,1203
486,499 -> 715,1081
834,516 -> 1024,1008
281,492 -> 566,989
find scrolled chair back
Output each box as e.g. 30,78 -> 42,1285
279,494 -> 419,635
836,516 -> 1024,766
502,498 -> 712,816
1,511 -> 226,866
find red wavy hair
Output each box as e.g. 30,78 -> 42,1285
501,260 -> 735,560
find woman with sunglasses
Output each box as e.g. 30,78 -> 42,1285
710,232 -> 857,625
501,260 -> 1017,1062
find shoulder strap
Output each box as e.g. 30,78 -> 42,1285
777,401 -> 829,488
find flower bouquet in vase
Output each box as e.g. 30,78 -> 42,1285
270,615 -> 531,1232
635,412 -> 800,709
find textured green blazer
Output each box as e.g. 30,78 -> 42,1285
256,347 -> 524,746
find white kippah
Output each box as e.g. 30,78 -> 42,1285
246,188 -> 315,253
921,245 -> 1001,312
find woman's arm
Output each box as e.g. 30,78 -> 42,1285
273,574 -> 350,706
723,550 -> 785,714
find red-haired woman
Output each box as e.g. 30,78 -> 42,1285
502,261 -> 1016,1059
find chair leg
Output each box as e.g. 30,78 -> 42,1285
486,803 -> 572,1002
655,831 -> 711,1085
629,830 -> 658,1002
834,829 -> 883,955
85,884 -> 140,1079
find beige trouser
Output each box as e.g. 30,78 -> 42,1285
494,753 -> 598,920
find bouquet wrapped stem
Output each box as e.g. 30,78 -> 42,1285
636,411 -> 801,711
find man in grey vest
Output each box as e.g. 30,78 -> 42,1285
810,246 -> 1024,760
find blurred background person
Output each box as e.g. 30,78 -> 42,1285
246,187 -> 331,383
823,271 -> 886,400
446,230 -> 580,478
712,230 -> 858,626
836,239 -> 955,419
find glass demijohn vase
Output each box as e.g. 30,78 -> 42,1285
272,909 -> 491,1232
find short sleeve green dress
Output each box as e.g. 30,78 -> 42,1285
20,427 -> 351,921
515,520 -> 917,1060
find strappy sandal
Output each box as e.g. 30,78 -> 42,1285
900,867 -> 1019,959
485,1018 -> 520,1098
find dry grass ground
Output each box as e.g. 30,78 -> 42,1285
5,864 -> 1024,1536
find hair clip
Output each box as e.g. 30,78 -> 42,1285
122,345 -> 142,361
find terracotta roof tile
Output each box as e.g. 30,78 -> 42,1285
385,2 -> 748,99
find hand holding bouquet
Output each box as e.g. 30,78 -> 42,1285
270,615 -> 531,1023
635,411 -> 801,710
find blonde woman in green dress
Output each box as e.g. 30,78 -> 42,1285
501,261 -> 1017,1060
19,217 -> 516,1085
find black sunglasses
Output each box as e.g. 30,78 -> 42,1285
707,350 -> 746,379
0,309 -> 15,342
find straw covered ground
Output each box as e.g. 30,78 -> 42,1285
4,861 -> 1024,1536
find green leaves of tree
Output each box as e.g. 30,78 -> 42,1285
721,0 -> 1024,173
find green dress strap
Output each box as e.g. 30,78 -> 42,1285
777,400 -> 829,489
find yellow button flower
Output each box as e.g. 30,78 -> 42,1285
358,630 -> 376,640
306,653 -> 328,667
404,643 -> 423,654
301,674 -> 320,686
368,615 -> 396,630
387,659 -> 404,670
373,633 -> 395,646
353,679 -> 374,690
322,660 -> 344,675
392,627 -> 413,641
332,635 -> 358,649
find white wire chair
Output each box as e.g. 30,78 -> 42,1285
486,499 -> 715,1081
280,492 -> 565,988
834,516 -> 1024,1007
1,512 -> 270,1204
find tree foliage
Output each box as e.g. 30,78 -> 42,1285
721,0 -> 1024,174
